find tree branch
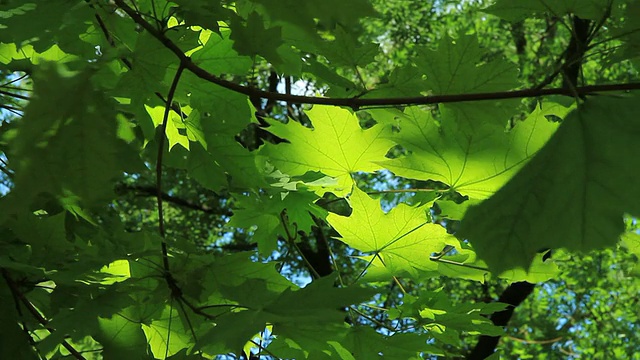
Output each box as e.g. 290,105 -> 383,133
562,16 -> 592,90
156,63 -> 185,268
467,281 -> 536,359
112,0 -> 640,109
1,269 -> 87,360
117,184 -> 229,215
0,88 -> 30,101
468,15 -> 595,358
92,9 -> 187,118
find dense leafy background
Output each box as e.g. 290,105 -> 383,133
0,0 -> 639,359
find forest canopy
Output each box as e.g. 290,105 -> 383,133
1,0 -> 639,359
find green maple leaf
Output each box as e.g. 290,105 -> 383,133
177,73 -> 253,138
260,106 -> 394,196
320,26 -> 379,68
327,187 -> 457,278
94,307 -> 151,359
145,104 -> 190,151
187,135 -> 266,191
116,30 -> 199,104
142,305 -> 192,358
191,29 -> 253,76
431,247 -> 558,283
306,0 -> 378,29
0,285 -> 39,360
7,213 -> 72,268
378,102 -> 565,199
264,282 -> 374,358
172,0 -> 234,34
415,33 -> 520,133
0,42 -> 76,66
265,276 -> 375,322
3,63 -> 139,212
175,73 -> 260,190
226,194 -> 284,255
459,96 -> 640,273
341,327 -> 443,359
364,65 -> 428,98
0,0 -> 95,56
230,11 -> 283,63
304,57 -> 360,96
197,276 -> 374,355
228,190 -> 325,254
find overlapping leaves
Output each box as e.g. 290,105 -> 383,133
260,106 -> 394,195
414,33 -> 521,133
1,0 -> 639,359
376,102 -> 566,199
2,63 -> 140,214
460,96 -> 640,273
328,187 -> 458,278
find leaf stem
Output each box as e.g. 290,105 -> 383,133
429,257 -> 489,272
392,276 -> 407,294
367,188 -> 440,195
280,211 -> 322,279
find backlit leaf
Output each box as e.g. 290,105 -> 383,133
261,106 -> 394,196
328,187 -> 458,277
460,96 -> 640,273
378,102 -> 563,199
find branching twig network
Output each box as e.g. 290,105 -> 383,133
113,0 -> 640,108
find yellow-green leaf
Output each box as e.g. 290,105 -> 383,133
261,106 -> 394,195
328,187 -> 458,278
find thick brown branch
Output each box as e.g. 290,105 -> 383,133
467,281 -> 535,359
563,16 -> 592,90
113,0 -> 640,109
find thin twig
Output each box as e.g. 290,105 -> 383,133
314,217 -> 346,286
506,335 -> 563,345
249,339 -> 281,359
367,188 -> 440,195
118,184 -> 226,215
280,211 -> 322,279
350,306 -> 398,333
156,63 -> 185,268
430,257 -> 490,272
0,89 -> 30,101
0,73 -> 28,86
1,103 -> 23,114
165,298 -> 174,359
0,162 -> 14,179
1,269 -> 87,360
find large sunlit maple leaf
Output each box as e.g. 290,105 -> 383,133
378,102 -> 565,199
260,106 -> 394,195
328,187 -> 458,278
